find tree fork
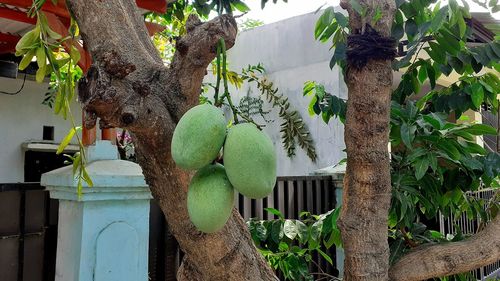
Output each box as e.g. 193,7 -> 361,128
67,0 -> 277,279
338,0 -> 396,280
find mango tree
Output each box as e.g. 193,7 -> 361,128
15,0 -> 499,280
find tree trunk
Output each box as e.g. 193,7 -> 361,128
66,0 -> 277,280
338,1 -> 396,280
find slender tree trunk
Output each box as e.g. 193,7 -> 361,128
66,0 -> 277,280
338,1 -> 396,280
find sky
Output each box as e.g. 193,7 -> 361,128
237,0 -> 499,24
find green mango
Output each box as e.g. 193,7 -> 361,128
223,123 -> 277,199
187,164 -> 234,233
171,104 -> 226,170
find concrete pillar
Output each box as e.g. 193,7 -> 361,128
41,141 -> 151,281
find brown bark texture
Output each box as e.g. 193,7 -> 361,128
66,0 -> 277,280
389,215 -> 500,281
338,0 -> 396,280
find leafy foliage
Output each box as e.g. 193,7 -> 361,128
248,208 -> 341,280
306,0 -> 500,277
16,3 -> 92,194
239,18 -> 265,31
203,63 -> 318,162
390,101 -> 498,229
303,81 -> 347,124
240,65 -> 318,161
164,0 -> 285,18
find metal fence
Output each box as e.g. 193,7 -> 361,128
148,175 -> 337,281
0,183 -> 58,281
439,188 -> 499,280
1,175 -> 337,281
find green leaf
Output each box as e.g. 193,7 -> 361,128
349,0 -> 364,15
405,19 -> 418,38
462,124 -> 497,135
414,156 -> 429,180
35,47 -> 46,68
427,42 -> 446,64
36,65 -> 46,83
72,152 -> 81,175
434,29 -> 460,56
303,81 -> 315,96
457,13 -> 467,38
430,7 -> 447,31
316,248 -> 333,265
461,141 -> 487,155
428,153 -> 438,172
308,96 -> 319,116
57,127 -> 79,154
53,89 -> 64,115
39,13 -> 62,40
470,83 -> 484,109
423,113 -> 444,129
400,123 -> 416,149
70,45 -> 81,64
418,64 -> 427,83
231,0 -> 250,12
296,220 -> 309,243
19,49 -> 35,71
283,220 -> 298,239
15,26 -> 40,53
324,227 -> 342,248
436,140 -> 461,160
334,12 -> 348,28
265,208 -> 284,219
82,166 -> 93,187
314,84 -> 326,100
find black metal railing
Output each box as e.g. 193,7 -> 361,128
0,183 -> 58,281
1,176 -> 338,281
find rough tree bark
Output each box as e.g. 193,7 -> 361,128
66,0 -> 277,280
338,0 -> 396,280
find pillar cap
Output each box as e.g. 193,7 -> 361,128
41,159 -> 151,201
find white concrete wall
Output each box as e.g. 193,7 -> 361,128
0,76 -> 81,183
211,11 -> 347,176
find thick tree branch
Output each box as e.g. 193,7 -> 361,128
67,0 -> 276,279
389,215 -> 500,281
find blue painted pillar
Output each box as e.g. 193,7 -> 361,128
41,141 -> 151,281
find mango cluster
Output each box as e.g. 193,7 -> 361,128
171,104 -> 277,233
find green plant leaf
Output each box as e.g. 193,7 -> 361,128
400,123 -> 416,149
35,47 -> 46,68
349,0 -> 363,15
57,127 -> 79,154
470,83 -> 484,109
19,49 -> 35,71
36,65 -> 46,83
82,166 -> 93,187
265,207 -> 285,219
316,248 -> 333,265
462,124 -> 497,135
283,220 -> 298,239
414,156 -> 430,180
436,140 -> 461,160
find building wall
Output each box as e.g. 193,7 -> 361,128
0,76 -> 81,183
210,11 -> 347,176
